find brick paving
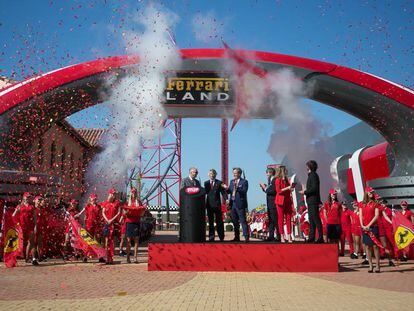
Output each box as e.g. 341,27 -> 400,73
0,231 -> 413,310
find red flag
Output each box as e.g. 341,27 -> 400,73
2,210 -> 23,268
363,229 -> 385,250
68,215 -> 106,259
392,212 -> 414,251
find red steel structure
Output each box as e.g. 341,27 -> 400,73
137,118 -> 181,207
221,119 -> 229,186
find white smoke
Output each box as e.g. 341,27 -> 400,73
86,4 -> 181,198
227,59 -> 333,197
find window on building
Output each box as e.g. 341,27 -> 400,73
50,141 -> 56,168
61,146 -> 66,173
69,153 -> 75,179
37,138 -> 43,166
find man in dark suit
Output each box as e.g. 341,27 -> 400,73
260,167 -> 279,242
224,167 -> 249,242
300,160 -> 323,243
204,169 -> 227,242
180,167 -> 201,189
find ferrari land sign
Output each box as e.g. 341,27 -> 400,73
165,72 -> 233,105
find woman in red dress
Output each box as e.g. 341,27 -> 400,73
359,187 -> 380,273
13,192 -> 38,265
275,166 -> 294,243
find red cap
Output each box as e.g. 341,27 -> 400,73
365,186 -> 374,193
329,188 -> 337,195
108,188 -> 116,195
89,193 -> 98,199
401,200 -> 408,206
34,195 -> 42,201
131,187 -> 137,193
22,192 -> 31,198
374,193 -> 381,200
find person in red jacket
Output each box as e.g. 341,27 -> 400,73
13,192 -> 38,265
340,203 -> 354,257
275,166 -> 295,243
101,188 -> 121,264
324,189 -> 342,249
360,186 -> 380,273
123,187 -> 146,263
350,201 -> 363,259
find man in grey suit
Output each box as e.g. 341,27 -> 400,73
180,167 -> 201,189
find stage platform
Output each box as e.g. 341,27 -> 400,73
148,242 -> 339,272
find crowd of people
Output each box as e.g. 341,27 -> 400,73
187,160 -> 413,273
0,187 -> 153,266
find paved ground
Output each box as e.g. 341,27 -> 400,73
0,231 -> 413,310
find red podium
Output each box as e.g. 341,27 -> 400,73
148,242 -> 338,272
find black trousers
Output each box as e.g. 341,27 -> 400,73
267,207 -> 279,238
308,203 -> 323,241
207,207 -> 224,241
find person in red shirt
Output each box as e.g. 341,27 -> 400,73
101,188 -> 121,264
275,166 -> 295,243
374,195 -> 396,266
324,189 -> 342,249
401,200 -> 413,223
350,201 -> 363,259
340,202 -> 354,257
78,194 -> 102,240
123,187 -> 146,263
400,200 -> 413,261
359,186 -> 380,273
13,193 -> 38,265
34,196 -> 50,262
381,204 -> 396,265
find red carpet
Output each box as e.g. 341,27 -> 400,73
148,242 -> 338,272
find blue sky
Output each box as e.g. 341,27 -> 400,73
1,0 -> 413,208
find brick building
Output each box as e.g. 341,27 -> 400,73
28,121 -> 105,201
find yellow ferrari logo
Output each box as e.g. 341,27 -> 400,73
80,228 -> 100,246
394,225 -> 414,250
4,228 -> 19,253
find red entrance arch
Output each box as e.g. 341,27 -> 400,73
1,49 -> 413,203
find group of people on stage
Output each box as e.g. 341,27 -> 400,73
186,160 -> 413,273
1,187 -> 149,265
